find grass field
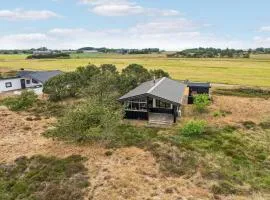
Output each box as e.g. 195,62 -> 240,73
1,53 -> 270,87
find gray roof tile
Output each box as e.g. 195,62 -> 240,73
119,77 -> 186,105
18,70 -> 63,83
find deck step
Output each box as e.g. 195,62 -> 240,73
148,112 -> 174,125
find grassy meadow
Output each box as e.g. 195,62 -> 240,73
1,53 -> 270,87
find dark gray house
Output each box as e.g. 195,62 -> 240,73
119,77 -> 187,125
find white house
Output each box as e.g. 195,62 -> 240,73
0,70 -> 63,93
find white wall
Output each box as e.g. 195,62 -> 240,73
0,78 -> 43,93
0,78 -> 22,93
24,78 -> 42,88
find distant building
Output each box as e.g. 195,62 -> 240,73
33,50 -> 53,55
83,50 -> 99,53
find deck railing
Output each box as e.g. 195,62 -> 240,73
149,107 -> 173,114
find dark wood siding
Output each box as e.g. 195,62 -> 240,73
124,111 -> 148,120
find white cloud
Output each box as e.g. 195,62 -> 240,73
259,26 -> 270,32
253,36 -> 270,46
0,33 -> 49,49
79,0 -> 180,16
130,18 -> 199,35
48,28 -> 87,35
0,18 -> 253,50
0,9 -> 60,21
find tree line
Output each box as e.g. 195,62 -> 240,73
77,47 -> 160,54
167,48 -> 251,58
26,53 -> 70,59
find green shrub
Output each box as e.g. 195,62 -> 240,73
29,100 -> 66,117
242,121 -> 256,129
259,119 -> 270,129
45,98 -> 123,143
194,94 -> 210,113
181,120 -> 206,137
1,91 -> 37,111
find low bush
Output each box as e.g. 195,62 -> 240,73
0,155 -> 88,200
242,121 -> 256,129
259,119 -> 270,129
45,98 -> 123,143
193,94 -> 211,113
1,91 -> 37,111
181,120 -> 206,137
29,100 -> 66,117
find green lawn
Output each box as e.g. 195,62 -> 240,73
1,53 -> 270,87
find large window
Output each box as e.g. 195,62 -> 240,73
125,99 -> 147,111
5,82 -> 12,88
156,100 -> 171,109
26,80 -> 31,84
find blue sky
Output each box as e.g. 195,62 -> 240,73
1,0 -> 270,50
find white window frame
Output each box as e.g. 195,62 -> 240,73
125,100 -> 147,112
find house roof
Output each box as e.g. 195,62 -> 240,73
187,82 -> 211,88
17,70 -> 63,83
119,77 -> 187,105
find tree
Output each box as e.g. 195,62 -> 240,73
48,97 -> 123,143
76,64 -> 100,84
82,71 -> 120,102
149,69 -> 170,79
120,64 -> 151,94
43,72 -> 80,101
194,94 -> 211,113
100,64 -> 118,74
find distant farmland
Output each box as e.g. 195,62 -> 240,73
0,53 -> 270,87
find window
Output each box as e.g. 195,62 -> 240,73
156,100 -> 171,109
32,79 -> 38,84
124,99 -> 147,111
5,82 -> 12,88
26,80 -> 31,84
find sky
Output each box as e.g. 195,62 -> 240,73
1,0 -> 270,50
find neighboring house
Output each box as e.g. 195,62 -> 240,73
0,70 -> 63,93
83,50 -> 99,53
186,81 -> 211,104
119,77 -> 188,125
33,50 -> 53,55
